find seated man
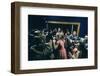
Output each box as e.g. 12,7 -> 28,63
29,30 -> 53,60
67,31 -> 80,43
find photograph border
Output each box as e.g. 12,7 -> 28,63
11,2 -> 98,74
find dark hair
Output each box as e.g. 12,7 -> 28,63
60,35 -> 64,40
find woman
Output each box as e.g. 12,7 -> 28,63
68,47 -> 80,59
57,36 -> 67,59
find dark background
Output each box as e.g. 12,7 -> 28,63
28,15 -> 88,37
28,15 -> 88,60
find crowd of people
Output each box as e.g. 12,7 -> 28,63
28,28 -> 88,60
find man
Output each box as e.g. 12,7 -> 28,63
29,30 -> 53,60
68,31 -> 79,43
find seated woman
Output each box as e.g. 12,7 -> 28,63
68,46 -> 80,59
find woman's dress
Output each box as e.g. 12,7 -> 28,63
57,40 -> 67,59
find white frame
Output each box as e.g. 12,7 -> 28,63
20,6 -> 94,70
